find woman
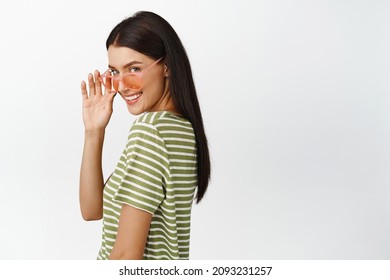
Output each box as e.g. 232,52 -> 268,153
79,11 -> 210,260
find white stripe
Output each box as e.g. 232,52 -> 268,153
173,200 -> 194,206
117,155 -> 169,177
103,228 -> 117,236
103,242 -> 114,250
150,221 -> 179,235
102,212 -> 120,223
109,171 -> 164,200
103,221 -> 119,228
120,179 -> 164,202
160,204 -> 192,214
169,159 -> 197,164
166,144 -> 196,150
103,202 -> 121,217
129,167 -> 163,185
150,111 -> 157,123
171,165 -> 196,170
163,137 -> 196,143
159,130 -> 194,136
148,229 -> 179,242
152,212 -> 182,224
145,248 -> 177,259
127,135 -> 166,153
147,236 -> 181,248
156,205 -> 175,214
129,158 -> 164,177
137,114 -> 146,123
177,232 -> 191,237
115,159 -> 128,171
121,172 -> 163,192
167,186 -> 196,192
130,151 -> 170,175
105,181 -> 121,196
155,122 -> 193,132
127,144 -> 170,165
153,213 -> 181,224
152,218 -> 177,228
114,192 -> 157,211
176,213 -> 191,218
127,144 -> 169,169
171,173 -> 196,178
106,181 -> 160,212
147,241 -> 179,253
166,179 -> 197,184
129,126 -> 161,139
159,116 -> 189,124
131,122 -> 158,131
166,193 -> 195,199
146,247 -> 178,255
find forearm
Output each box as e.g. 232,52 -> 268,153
79,129 -> 105,220
109,249 -> 144,260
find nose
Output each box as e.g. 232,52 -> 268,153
115,77 -> 127,93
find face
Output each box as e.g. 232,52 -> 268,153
107,46 -> 174,115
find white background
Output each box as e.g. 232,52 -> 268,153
0,0 -> 389,259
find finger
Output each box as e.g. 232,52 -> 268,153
103,75 -> 113,95
108,90 -> 117,102
106,91 -> 117,111
87,73 -> 96,95
94,70 -> 103,96
81,81 -> 88,100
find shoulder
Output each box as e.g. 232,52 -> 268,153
133,111 -> 194,134
128,112 -> 178,148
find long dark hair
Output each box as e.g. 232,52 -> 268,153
106,11 -> 210,203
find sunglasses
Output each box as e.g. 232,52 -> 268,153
99,57 -> 163,92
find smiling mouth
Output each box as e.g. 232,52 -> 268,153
124,93 -> 142,101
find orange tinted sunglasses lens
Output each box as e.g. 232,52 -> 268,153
122,75 -> 142,90
102,75 -> 142,91
112,79 -> 119,91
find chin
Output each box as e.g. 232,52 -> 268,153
126,105 -> 145,116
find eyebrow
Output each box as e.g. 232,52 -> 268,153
108,60 -> 143,70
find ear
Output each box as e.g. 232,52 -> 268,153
164,64 -> 170,77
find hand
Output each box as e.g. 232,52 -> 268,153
81,70 -> 116,132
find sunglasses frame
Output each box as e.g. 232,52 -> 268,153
99,57 -> 163,92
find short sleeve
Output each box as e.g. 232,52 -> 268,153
113,122 -> 169,214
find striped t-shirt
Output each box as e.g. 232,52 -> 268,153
97,111 -> 197,260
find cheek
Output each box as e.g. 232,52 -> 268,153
143,74 -> 166,95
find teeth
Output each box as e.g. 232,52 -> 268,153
125,94 -> 141,101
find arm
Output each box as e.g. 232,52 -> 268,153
79,71 -> 116,221
109,205 -> 153,259
108,123 -> 166,259
79,129 -> 105,220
